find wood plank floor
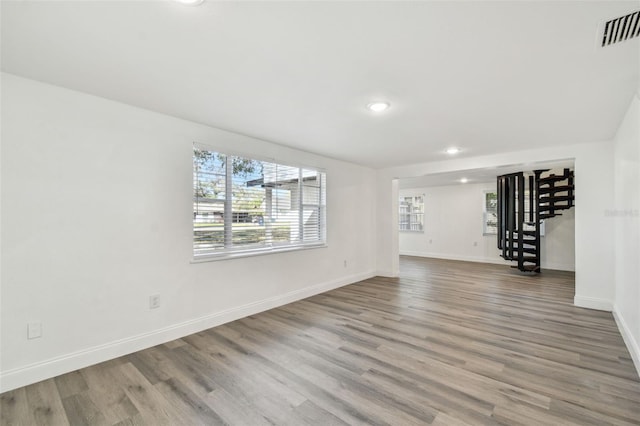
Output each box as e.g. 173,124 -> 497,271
2,256 -> 639,425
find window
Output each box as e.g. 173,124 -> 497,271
486,188 -> 545,236
193,145 -> 326,259
483,190 -> 498,235
399,195 -> 424,232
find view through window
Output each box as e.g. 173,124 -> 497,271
399,195 -> 424,232
193,146 -> 326,258
483,190 -> 498,235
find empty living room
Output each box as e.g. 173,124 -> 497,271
1,1 -> 639,425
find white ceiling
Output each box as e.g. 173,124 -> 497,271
398,159 -> 575,188
2,1 -> 639,169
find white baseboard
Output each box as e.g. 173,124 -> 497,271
375,269 -> 399,278
399,251 -> 575,272
574,295 -> 613,312
399,251 -> 506,266
613,305 -> 640,378
543,262 -> 576,272
0,270 -> 376,393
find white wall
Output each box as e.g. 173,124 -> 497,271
612,90 -> 640,376
399,181 -> 575,271
375,177 -> 399,276
376,141 -> 614,311
0,73 -> 378,392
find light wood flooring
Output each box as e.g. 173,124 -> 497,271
2,256 -> 639,425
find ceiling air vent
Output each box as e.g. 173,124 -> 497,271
602,10 -> 640,46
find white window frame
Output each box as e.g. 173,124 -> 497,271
192,144 -> 327,261
399,194 -> 424,232
483,190 -> 498,235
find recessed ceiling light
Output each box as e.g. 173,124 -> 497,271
367,102 -> 390,112
446,147 -> 460,155
460,178 -> 468,183
174,0 -> 204,5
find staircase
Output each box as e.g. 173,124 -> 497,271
497,168 -> 574,272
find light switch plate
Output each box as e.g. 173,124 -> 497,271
27,322 -> 42,339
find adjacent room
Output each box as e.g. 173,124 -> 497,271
398,163 -> 576,272
1,1 -> 639,425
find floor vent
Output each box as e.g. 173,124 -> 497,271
602,10 -> 640,46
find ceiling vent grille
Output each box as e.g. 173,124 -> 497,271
602,10 -> 640,46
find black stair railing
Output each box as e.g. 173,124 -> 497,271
497,168 -> 574,273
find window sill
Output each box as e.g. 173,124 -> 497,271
191,243 -> 328,263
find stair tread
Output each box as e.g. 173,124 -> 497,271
537,169 -> 573,181
505,241 -> 537,247
515,230 -> 537,236
538,175 -> 572,184
520,248 -> 538,254
539,205 -> 573,212
539,185 -> 574,194
539,195 -> 574,203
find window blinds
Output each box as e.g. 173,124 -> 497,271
193,146 -> 326,258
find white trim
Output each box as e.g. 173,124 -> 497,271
0,270 -> 376,393
400,251 -> 505,266
399,251 -> 575,272
543,261 -> 576,272
573,295 -> 613,312
376,269 -> 399,278
191,243 -> 328,263
613,304 -> 640,378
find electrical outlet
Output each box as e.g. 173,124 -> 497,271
343,260 -> 347,267
149,294 -> 160,309
429,239 -> 433,244
473,241 -> 478,247
27,322 -> 42,340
